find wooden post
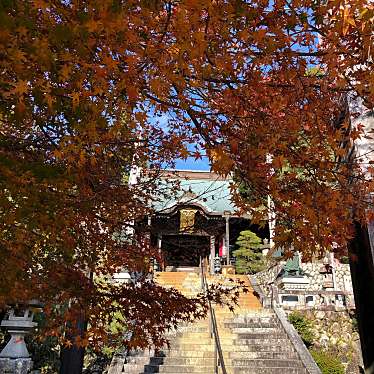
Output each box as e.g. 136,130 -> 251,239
157,233 -> 162,271
210,236 -> 215,275
225,216 -> 230,265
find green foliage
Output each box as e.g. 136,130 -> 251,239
25,312 -> 60,373
288,311 -> 315,348
25,309 -> 126,372
339,256 -> 350,264
306,66 -> 325,77
233,230 -> 266,274
310,349 -> 345,374
26,335 -> 60,374
349,311 -> 359,333
103,310 -> 129,356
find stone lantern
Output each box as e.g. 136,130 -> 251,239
0,300 -> 41,374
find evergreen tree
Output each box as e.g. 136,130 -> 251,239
233,231 -> 266,274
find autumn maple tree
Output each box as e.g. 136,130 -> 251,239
0,0 -> 373,372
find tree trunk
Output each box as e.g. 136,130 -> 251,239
59,316 -> 86,374
349,221 -> 374,373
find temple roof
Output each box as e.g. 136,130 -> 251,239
152,170 -> 236,215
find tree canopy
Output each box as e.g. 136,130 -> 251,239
0,0 -> 373,350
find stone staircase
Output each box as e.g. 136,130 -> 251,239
110,271 -> 312,374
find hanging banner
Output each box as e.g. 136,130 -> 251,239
219,236 -> 226,257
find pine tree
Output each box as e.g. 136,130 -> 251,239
233,231 -> 266,274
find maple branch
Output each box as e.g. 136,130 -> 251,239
171,83 -> 218,147
283,0 -> 326,38
240,50 -> 329,58
182,73 -> 352,94
38,123 -> 59,149
144,92 -> 181,109
158,0 -> 173,45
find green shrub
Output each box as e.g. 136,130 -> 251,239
288,311 -> 314,348
310,349 -> 345,374
233,230 -> 266,274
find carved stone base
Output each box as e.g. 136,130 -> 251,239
279,276 -> 310,290
0,357 -> 32,374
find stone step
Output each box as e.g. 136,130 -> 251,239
122,363 -> 148,373
225,316 -> 276,323
165,344 -> 215,352
170,328 -> 209,334
127,352 -> 154,358
126,356 -> 154,364
144,365 -> 213,373
233,337 -> 291,345
231,359 -> 304,368
225,322 -> 279,328
139,372 -> 212,374
234,332 -> 287,339
170,338 -> 232,345
232,327 -> 281,334
140,365 -> 308,374
145,272 -> 310,374
150,357 -> 216,366
139,371 -> 307,374
158,350 -> 226,358
135,368 -> 308,374
228,344 -> 295,353
167,344 -> 294,352
157,351 -> 296,359
148,351 -> 300,364
168,332 -> 212,339
229,351 -> 299,360
232,368 -> 308,374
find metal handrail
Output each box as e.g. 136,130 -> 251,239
200,258 -> 227,374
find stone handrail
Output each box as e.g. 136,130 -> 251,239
249,275 -> 322,374
273,306 -> 322,374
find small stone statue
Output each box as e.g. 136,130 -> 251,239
283,253 -> 304,277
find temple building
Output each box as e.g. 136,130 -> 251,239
146,169 -> 268,273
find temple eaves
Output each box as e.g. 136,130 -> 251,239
151,169 -> 249,217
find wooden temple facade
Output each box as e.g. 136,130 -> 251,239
144,170 -> 267,273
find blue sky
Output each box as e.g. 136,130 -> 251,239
150,112 -> 211,171
175,156 -> 210,171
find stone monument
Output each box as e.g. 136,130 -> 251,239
0,302 -> 40,374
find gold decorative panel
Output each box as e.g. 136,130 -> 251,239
179,209 -> 197,233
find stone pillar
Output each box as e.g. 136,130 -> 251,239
329,252 -> 337,291
210,236 -> 215,275
0,306 -> 37,374
267,194 -> 276,250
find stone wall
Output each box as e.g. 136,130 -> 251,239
254,263 -> 283,298
254,260 -> 355,310
254,260 -> 362,372
295,310 -> 363,374
302,263 -> 353,292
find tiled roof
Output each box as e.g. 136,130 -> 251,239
152,170 -> 236,215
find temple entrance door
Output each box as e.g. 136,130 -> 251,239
162,235 -> 210,268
